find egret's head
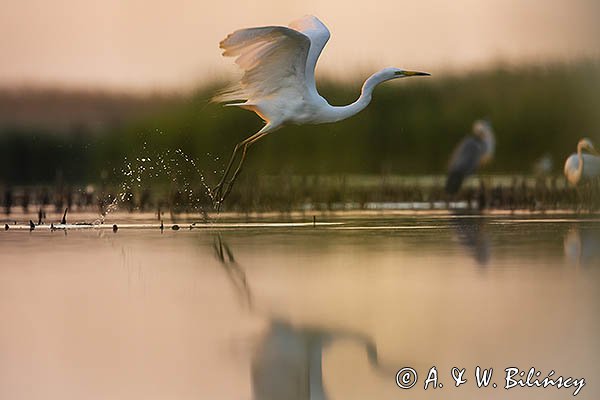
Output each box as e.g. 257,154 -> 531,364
377,67 -> 430,82
578,138 -> 599,155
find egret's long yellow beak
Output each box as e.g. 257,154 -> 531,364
399,70 -> 431,77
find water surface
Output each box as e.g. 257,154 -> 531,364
1,214 -> 598,399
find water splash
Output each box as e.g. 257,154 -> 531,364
95,142 -> 219,223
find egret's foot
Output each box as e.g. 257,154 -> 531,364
212,179 -> 237,212
212,196 -> 223,213
214,199 -> 223,213
212,183 -> 225,209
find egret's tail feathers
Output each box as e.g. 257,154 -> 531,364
211,85 -> 247,104
445,171 -> 465,195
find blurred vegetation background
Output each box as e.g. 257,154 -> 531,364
1,60 -> 599,186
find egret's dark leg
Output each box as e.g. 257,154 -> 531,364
217,143 -> 249,206
213,134 -> 260,207
213,143 -> 242,202
219,132 -> 269,207
213,130 -> 270,210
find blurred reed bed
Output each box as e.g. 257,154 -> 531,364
1,174 -> 598,221
0,61 -> 599,185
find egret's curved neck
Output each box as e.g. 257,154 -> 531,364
326,72 -> 391,122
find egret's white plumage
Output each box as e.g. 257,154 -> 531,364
212,15 -> 429,206
564,138 -> 600,185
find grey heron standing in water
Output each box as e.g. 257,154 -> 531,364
212,15 -> 430,209
564,138 -> 600,186
445,120 -> 496,194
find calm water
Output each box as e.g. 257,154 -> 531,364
1,214 -> 599,399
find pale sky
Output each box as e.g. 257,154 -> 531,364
1,0 -> 599,91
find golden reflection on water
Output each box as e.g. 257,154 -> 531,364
0,215 -> 598,399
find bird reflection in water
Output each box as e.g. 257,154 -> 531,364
212,234 -> 253,309
564,226 -> 600,267
212,234 -> 397,400
251,319 -> 379,400
451,215 -> 491,266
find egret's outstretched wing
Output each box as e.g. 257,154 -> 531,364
288,15 -> 330,91
213,26 -> 311,104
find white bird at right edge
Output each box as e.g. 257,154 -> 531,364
564,138 -> 600,185
211,15 -> 430,209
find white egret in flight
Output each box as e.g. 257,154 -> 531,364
564,138 -> 600,186
212,15 -> 430,207
445,120 -> 496,194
